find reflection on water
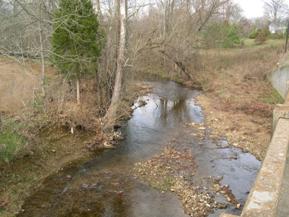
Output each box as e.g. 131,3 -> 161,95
17,81 -> 260,217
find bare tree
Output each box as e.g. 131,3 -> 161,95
93,0 -> 102,16
221,0 -> 242,23
0,0 -> 245,129
195,0 -> 230,31
0,0 -> 54,95
105,0 -> 128,128
264,0 -> 288,23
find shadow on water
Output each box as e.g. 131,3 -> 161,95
17,81 -> 260,217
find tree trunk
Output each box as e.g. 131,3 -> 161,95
186,0 -> 191,14
13,0 -> 18,16
105,0 -> 127,129
285,21 -> 289,53
39,1 -> 45,96
39,22 -> 45,95
94,0 -> 102,17
76,79 -> 80,105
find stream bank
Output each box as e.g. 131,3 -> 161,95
186,46 -> 284,160
14,81 -> 260,217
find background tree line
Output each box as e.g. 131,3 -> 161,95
0,0 -> 288,129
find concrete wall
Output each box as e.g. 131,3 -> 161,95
222,66 -> 289,217
240,118 -> 289,217
270,66 -> 289,99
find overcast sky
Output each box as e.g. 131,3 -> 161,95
235,0 -> 289,18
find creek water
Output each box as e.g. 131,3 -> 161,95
17,81 -> 260,217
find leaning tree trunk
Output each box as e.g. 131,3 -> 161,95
105,0 -> 127,129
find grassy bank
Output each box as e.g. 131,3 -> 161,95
192,43 -> 284,159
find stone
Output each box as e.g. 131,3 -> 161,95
273,104 -> 289,130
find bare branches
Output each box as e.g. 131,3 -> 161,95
196,0 -> 230,31
264,0 -> 289,23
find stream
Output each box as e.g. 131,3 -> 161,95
17,81 -> 261,217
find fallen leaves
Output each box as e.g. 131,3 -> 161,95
134,147 -> 197,190
133,147 -> 232,217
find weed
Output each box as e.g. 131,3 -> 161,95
32,89 -> 45,112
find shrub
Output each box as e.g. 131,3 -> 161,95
0,119 -> 25,163
203,23 -> 241,48
255,28 -> 270,45
249,29 -> 258,39
223,25 -> 241,48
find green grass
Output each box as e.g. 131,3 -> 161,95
32,92 -> 45,112
261,88 -> 284,105
0,119 -> 25,163
243,38 -> 284,48
243,38 -> 256,47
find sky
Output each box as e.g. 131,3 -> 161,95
235,0 -> 289,19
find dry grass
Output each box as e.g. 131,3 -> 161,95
0,58 -> 40,114
0,57 -> 153,216
278,52 -> 289,68
193,45 -> 284,159
243,38 -> 284,48
0,58 -> 108,216
123,42 -> 285,160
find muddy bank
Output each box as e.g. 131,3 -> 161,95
14,81 -> 260,217
0,128 -> 97,217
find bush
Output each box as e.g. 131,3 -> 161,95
255,28 -> 270,45
223,25 -> 241,48
249,29 -> 258,39
203,23 -> 241,48
0,119 -> 25,163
